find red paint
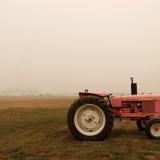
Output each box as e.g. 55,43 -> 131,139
79,92 -> 160,121
79,91 -> 108,98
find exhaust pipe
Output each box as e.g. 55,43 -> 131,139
130,77 -> 137,95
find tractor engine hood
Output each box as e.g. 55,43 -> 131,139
121,94 -> 160,101
110,94 -> 160,108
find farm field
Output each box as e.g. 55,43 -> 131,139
0,96 -> 159,160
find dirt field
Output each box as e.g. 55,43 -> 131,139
0,96 -> 76,109
0,96 -> 159,160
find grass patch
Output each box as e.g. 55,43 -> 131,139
0,97 -> 159,160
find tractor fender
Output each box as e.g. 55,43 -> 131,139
79,92 -> 108,98
147,115 -> 160,123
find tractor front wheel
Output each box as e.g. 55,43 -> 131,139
145,119 -> 160,139
67,96 -> 114,141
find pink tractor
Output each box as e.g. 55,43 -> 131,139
67,78 -> 160,140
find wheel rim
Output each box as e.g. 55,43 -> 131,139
74,104 -> 106,136
150,123 -> 160,138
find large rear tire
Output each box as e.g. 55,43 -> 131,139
67,96 -> 114,141
136,119 -> 145,131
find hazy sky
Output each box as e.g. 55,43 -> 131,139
0,0 -> 160,95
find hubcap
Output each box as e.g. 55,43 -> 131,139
150,123 -> 160,138
74,104 -> 106,136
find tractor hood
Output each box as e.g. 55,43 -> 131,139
122,94 -> 160,101
110,94 -> 160,108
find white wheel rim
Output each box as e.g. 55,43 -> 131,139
150,123 -> 160,138
74,104 -> 106,136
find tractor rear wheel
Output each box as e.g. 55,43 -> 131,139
67,96 -> 114,141
136,119 -> 145,131
145,119 -> 160,139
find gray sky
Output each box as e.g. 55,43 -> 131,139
0,0 -> 160,95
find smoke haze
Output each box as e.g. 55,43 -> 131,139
0,0 -> 160,95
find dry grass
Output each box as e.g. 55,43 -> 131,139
0,96 -> 159,160
0,96 -> 76,109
